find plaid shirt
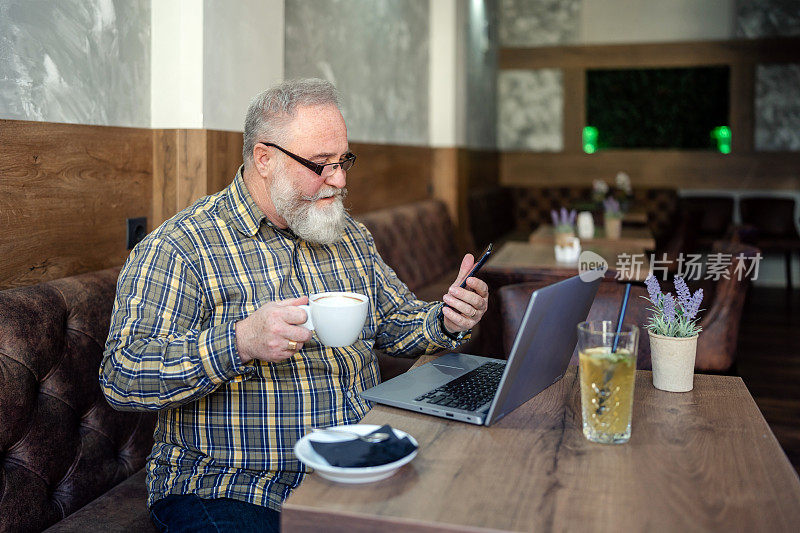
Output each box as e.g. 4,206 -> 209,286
100,167 -> 464,511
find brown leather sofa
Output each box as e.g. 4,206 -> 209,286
0,199 -> 467,531
357,199 -> 470,379
0,267 -> 156,533
356,199 -> 462,303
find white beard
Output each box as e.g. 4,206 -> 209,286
270,165 -> 348,245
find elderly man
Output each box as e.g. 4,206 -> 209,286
101,78 -> 488,532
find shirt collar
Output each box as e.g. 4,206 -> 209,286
226,166 -> 298,240
226,165 -> 268,237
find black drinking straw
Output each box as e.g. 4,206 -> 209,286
612,283 -> 632,353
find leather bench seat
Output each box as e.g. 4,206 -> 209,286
0,267 -> 156,532
43,469 -> 154,533
357,199 -> 473,379
1,199 -> 470,531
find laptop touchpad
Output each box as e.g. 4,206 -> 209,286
431,363 -> 468,377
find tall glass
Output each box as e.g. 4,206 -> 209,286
577,321 -> 638,444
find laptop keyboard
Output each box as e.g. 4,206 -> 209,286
414,361 -> 505,412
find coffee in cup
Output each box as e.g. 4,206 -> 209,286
299,291 -> 368,347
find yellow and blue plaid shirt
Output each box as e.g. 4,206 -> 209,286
100,167 -> 464,511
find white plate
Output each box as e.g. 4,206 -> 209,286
294,424 -> 418,484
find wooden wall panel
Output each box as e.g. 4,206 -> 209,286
500,151 -> 800,190
500,37 -> 800,70
562,68 -> 586,154
153,129 -> 243,227
431,147 -> 459,225
152,129 -> 178,227
177,129 -> 208,210
344,142 -> 432,215
730,62 -> 756,153
0,119 -> 151,289
0,119 -> 488,289
462,148 -> 500,191
207,130 -> 244,195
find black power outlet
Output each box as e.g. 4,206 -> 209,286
126,217 -> 147,249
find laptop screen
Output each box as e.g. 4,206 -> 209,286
485,275 -> 601,425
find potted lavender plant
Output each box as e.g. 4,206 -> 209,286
643,275 -> 704,392
550,207 -> 577,247
603,197 -> 623,240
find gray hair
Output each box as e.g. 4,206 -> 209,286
242,78 -> 340,168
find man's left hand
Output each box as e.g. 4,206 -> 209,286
442,254 -> 489,334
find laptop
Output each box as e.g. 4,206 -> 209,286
360,274 -> 601,426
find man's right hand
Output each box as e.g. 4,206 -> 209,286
235,296 -> 313,364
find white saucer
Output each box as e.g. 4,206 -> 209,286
294,424 -> 418,484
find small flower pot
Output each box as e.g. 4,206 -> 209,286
604,217 -> 622,240
648,331 -> 698,392
554,230 -> 575,247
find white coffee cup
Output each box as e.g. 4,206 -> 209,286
299,291 -> 369,347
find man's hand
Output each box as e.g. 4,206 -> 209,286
235,296 -> 313,364
442,254 -> 489,334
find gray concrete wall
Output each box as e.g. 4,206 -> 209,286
465,0 -> 499,150
284,0 -> 428,145
497,0 -> 800,154
0,0 -> 150,127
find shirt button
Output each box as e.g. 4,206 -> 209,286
347,391 -> 354,399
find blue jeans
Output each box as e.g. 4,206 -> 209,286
150,494 -> 280,533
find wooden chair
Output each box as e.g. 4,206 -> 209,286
739,197 -> 800,290
679,196 -> 735,250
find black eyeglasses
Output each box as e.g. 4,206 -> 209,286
259,142 -> 356,178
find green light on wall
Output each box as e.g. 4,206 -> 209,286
711,126 -> 731,154
583,126 -> 599,154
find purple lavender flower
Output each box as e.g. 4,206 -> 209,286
685,288 -> 704,320
674,276 -> 691,308
603,196 -> 621,216
645,275 -> 662,305
551,207 -> 577,230
662,294 -> 676,323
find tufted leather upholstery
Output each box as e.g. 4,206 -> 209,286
357,200 -> 472,380
508,186 -> 679,245
496,241 -> 760,373
468,187 -> 518,251
357,199 -> 461,299
0,267 -> 156,533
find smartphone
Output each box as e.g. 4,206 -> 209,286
459,242 -> 493,289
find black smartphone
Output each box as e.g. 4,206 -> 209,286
459,243 -> 493,289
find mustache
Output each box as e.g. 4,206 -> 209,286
301,187 -> 348,202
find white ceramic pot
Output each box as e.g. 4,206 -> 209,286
554,236 -> 581,263
604,216 -> 622,240
577,211 -> 595,239
648,331 -> 698,392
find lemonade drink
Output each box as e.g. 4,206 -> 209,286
579,346 -> 636,443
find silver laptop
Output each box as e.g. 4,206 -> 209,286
360,274 -> 601,426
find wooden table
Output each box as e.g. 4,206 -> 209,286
283,361 -> 800,532
529,225 -> 656,251
486,241 -> 651,282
